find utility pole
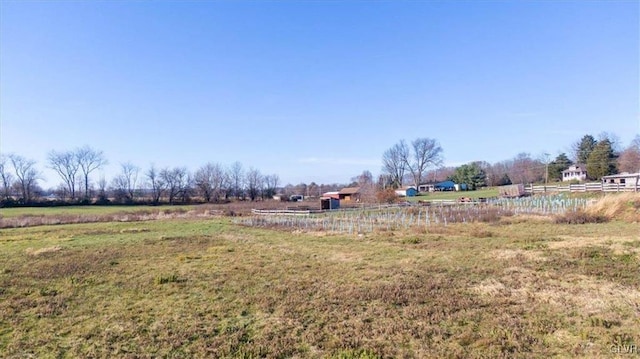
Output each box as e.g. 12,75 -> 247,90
544,153 -> 550,184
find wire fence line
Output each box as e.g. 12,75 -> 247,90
236,196 -> 590,234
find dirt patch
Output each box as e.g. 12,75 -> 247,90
472,267 -> 640,317
492,249 -> 547,262
328,252 -> 362,263
25,246 -> 63,256
548,235 -> 640,256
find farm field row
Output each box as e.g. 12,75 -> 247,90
1,214 -> 638,358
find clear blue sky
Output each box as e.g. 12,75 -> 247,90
1,1 -> 638,187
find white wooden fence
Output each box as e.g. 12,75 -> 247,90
525,183 -> 639,194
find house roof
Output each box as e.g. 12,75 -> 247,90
562,164 -> 587,173
419,182 -> 438,186
435,180 -> 456,188
338,187 -> 360,195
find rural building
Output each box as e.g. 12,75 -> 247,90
454,183 -> 468,191
321,191 -> 340,200
418,183 -> 436,192
320,197 -> 340,210
562,165 -> 587,182
601,172 -> 640,188
395,186 -> 418,197
289,195 -> 304,202
338,187 -> 361,202
434,180 -> 456,191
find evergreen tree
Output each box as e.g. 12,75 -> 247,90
496,173 -> 512,186
586,139 -> 617,179
450,162 -> 486,190
575,135 -> 597,164
548,153 -> 573,181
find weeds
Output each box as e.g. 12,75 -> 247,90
554,210 -> 608,224
154,274 -> 180,285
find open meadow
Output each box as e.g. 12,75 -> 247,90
1,195 -> 639,358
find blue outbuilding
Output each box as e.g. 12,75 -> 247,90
434,180 -> 456,191
395,186 -> 418,197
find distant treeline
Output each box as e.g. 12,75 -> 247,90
1,132 -> 639,207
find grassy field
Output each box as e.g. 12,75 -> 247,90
0,205 -> 213,218
1,211 -> 639,357
408,188 -> 500,202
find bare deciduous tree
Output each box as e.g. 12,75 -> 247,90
507,153 -> 544,184
112,162 -> 140,202
97,176 -> 108,202
160,167 -> 189,205
405,138 -> 443,190
194,162 -> 227,202
382,140 -> 409,189
9,154 -> 40,203
353,170 -> 376,203
76,146 -> 108,200
48,150 -> 80,201
617,135 -> 640,173
263,174 -> 280,199
245,168 -> 263,201
0,155 -> 14,201
146,165 -> 165,205
229,161 -> 244,200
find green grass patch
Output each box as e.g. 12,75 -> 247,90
407,187 -> 499,202
0,205 -> 198,218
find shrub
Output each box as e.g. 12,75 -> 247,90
554,210 -> 608,224
376,188 -> 398,204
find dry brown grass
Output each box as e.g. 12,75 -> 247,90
0,218 -> 638,358
25,245 -> 63,256
583,192 -> 640,222
554,193 -> 640,224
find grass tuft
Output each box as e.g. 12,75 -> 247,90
154,274 -> 180,285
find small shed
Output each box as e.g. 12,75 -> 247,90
338,187 -> 361,202
320,197 -> 340,210
601,173 -> 640,188
418,183 -> 437,192
322,191 -> 340,200
395,186 -> 418,197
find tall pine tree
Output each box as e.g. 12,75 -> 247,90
575,135 -> 597,165
586,139 -> 617,179
548,153 -> 573,181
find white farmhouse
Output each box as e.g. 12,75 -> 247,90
562,165 -> 587,182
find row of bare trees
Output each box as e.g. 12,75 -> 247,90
101,161 -> 281,205
0,145 -> 283,205
0,154 -> 40,203
47,146 -> 108,201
